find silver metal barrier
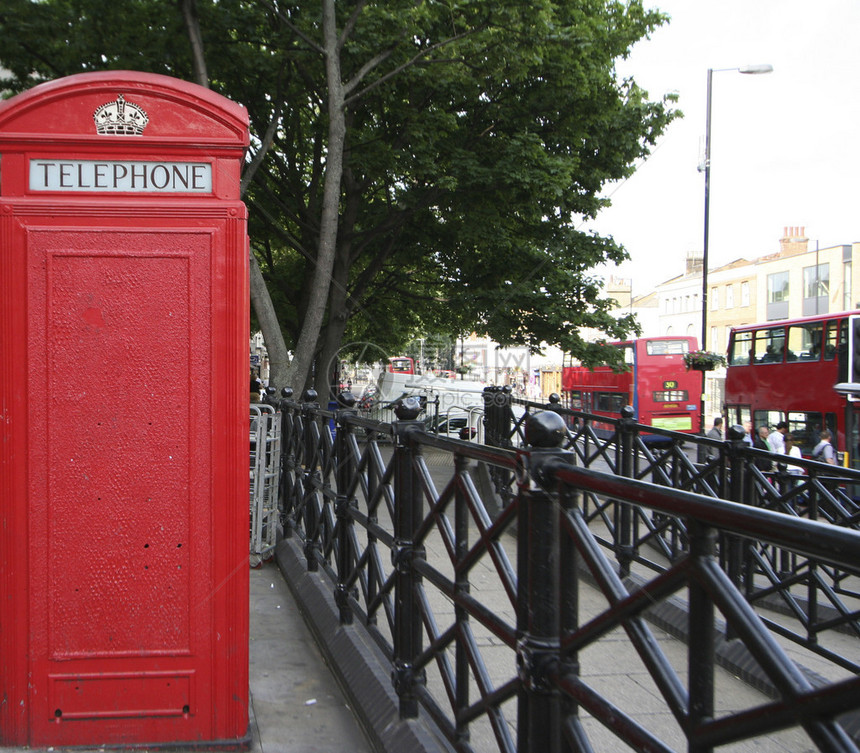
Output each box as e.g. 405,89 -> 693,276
250,403 -> 281,564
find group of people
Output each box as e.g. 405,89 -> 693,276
748,420 -> 836,466
700,416 -> 837,468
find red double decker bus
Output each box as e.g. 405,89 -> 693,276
387,356 -> 415,374
724,310 -> 860,466
561,336 -> 700,434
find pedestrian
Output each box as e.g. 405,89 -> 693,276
706,416 -> 723,440
812,428 -> 837,465
698,416 -> 723,463
754,425 -> 772,471
781,432 -> 806,504
767,420 -> 788,454
784,433 -> 803,467
743,420 -> 754,447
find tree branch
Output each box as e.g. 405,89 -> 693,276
338,0 -> 368,51
258,0 -> 325,55
344,29 -> 477,106
241,102 -> 283,198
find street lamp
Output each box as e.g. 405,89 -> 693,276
699,63 -> 773,432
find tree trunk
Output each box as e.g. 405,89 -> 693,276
284,0 -> 345,393
313,245 -> 351,398
179,0 -> 208,87
180,0 -> 291,390
250,251 -> 290,390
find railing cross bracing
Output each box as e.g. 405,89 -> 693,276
264,386 -> 860,753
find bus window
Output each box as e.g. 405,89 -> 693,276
780,412 -> 838,455
728,405 -> 752,427
645,339 -> 689,356
754,410 -> 783,433
568,390 -> 583,410
787,412 -> 820,454
595,392 -> 626,414
755,327 -> 786,363
729,331 -> 753,365
787,322 -> 824,361
824,319 -> 841,360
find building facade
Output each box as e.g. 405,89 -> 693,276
628,226 -> 860,426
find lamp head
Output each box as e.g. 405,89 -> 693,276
738,64 -> 773,75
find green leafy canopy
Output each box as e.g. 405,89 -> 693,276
0,0 -> 678,375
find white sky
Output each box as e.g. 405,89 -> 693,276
588,0 -> 860,297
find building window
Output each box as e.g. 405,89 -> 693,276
804,263 -> 829,298
844,261 -> 852,311
710,326 -> 718,352
767,271 -> 790,320
741,281 -> 750,307
768,271 -> 789,302
725,284 -> 734,309
803,263 -> 829,316
710,286 -> 719,311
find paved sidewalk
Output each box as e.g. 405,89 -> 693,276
248,561 -> 374,753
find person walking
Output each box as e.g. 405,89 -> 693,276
698,417 -> 723,463
767,420 -> 788,455
812,429 -> 837,464
707,416 -> 723,440
781,432 -> 806,503
754,425 -> 773,471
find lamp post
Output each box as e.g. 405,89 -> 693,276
699,63 -> 773,433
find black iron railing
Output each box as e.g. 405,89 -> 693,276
270,388 -> 860,752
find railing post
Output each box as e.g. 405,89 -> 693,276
484,386 -> 517,510
516,411 -> 570,753
454,451 -> 471,746
545,392 -> 563,413
391,397 -> 426,719
556,437 -> 582,752
334,390 -> 357,625
687,518 -> 717,753
278,387 -> 297,538
616,405 -> 637,578
300,388 -> 320,571
723,424 -> 748,640
483,385 -> 513,449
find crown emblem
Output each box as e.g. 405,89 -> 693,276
93,94 -> 149,135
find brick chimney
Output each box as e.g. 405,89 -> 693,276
685,250 -> 703,276
778,226 -> 809,257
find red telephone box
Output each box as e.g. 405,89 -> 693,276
0,72 -> 250,747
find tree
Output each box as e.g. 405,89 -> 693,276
0,0 -> 677,390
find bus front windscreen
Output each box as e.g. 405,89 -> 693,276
645,339 -> 690,356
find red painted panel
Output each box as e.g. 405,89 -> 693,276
26,228 -> 215,746
48,253 -> 194,657
49,672 -> 193,720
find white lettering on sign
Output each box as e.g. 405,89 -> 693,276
29,160 -> 212,193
